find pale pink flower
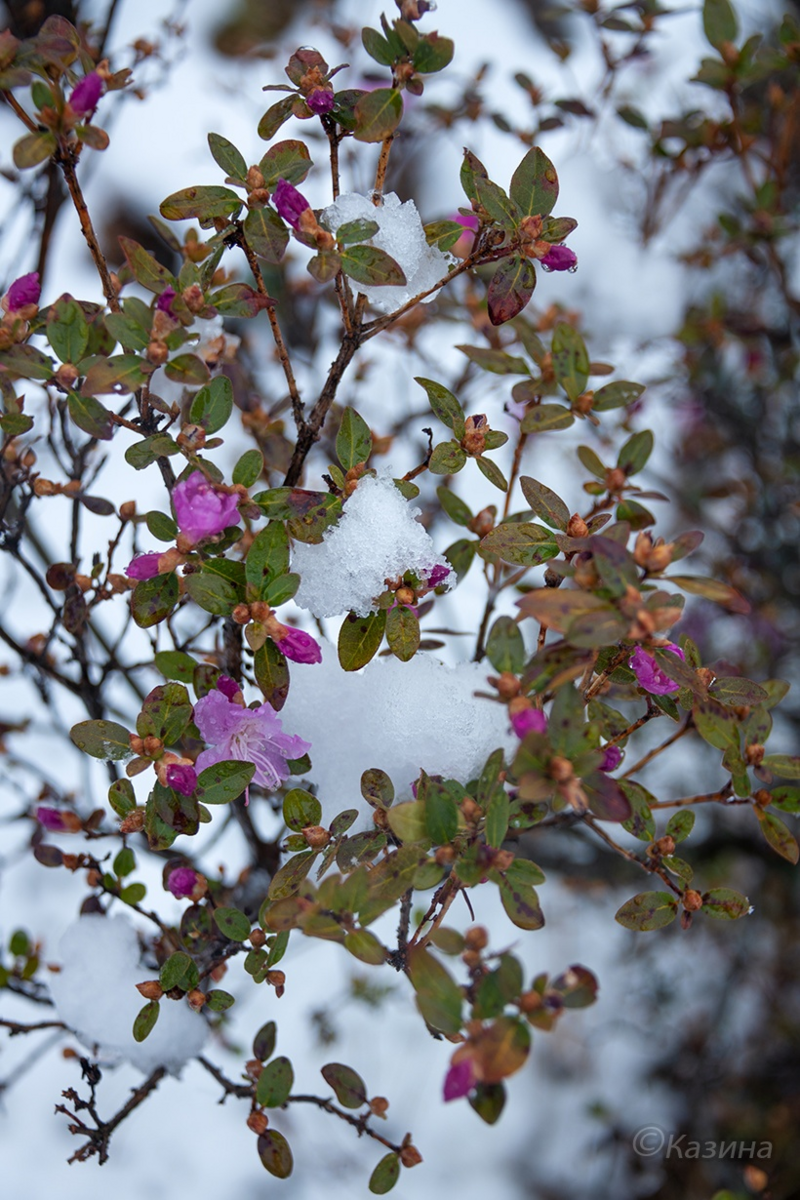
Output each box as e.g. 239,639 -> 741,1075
193,688 -> 311,800
167,867 -> 199,898
629,644 -> 685,695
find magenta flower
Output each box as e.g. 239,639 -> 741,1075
216,675 -> 241,701
193,688 -> 311,800
172,471 -> 241,544
306,88 -> 335,115
167,867 -> 199,899
599,744 -> 622,772
540,245 -> 578,273
69,71 -> 104,117
272,626 -> 322,665
156,285 -> 177,316
273,179 -> 311,231
166,763 -> 198,796
443,1058 -> 475,1102
511,708 -> 547,738
36,806 -> 80,833
126,552 -> 162,580
629,643 -> 686,695
6,271 -> 40,312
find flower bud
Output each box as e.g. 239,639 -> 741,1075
143,735 -> 164,758
369,1096 -> 389,1118
491,672 -> 521,701
464,925 -> 489,951
654,835 -> 676,857
605,467 -> 627,494
746,743 -> 765,766
246,166 -> 266,191
187,988 -> 206,1010
136,980 -> 164,1001
492,849 -> 515,871
119,500 -> 136,520
460,796 -> 483,823
549,756 -> 574,783
247,1111 -> 269,1135
232,603 -> 252,624
434,845 -> 456,865
120,809 -> 145,833
146,340 -> 169,365
182,284 -> 206,313
129,734 -> 145,755
566,513 -> 589,538
249,928 -> 267,948
399,1144 -> 423,1169
461,949 -> 482,970
683,889 -> 703,912
395,586 -> 416,607
519,989 -> 543,1013
54,363 -> 79,390
302,825 -> 331,849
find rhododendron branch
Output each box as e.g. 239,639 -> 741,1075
287,1094 -> 404,1153
57,152 -> 121,313
238,230 -> 303,428
0,1017 -> 67,1036
582,815 -> 682,895
373,134 -> 395,200
584,648 -> 632,701
283,333 -> 361,485
603,705 -> 661,747
649,785 -> 737,811
57,1064 -> 167,1164
0,88 -> 37,132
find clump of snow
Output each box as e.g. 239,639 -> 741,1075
320,192 -> 454,314
280,645 -> 516,823
49,914 -> 208,1075
293,472 -> 450,618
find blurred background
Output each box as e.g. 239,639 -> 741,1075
0,0 -> 798,1197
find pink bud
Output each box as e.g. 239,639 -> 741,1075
511,708 -> 547,738
69,71 -> 104,117
426,564 -> 451,588
166,764 -> 198,796
6,271 -> 40,312
273,626 -> 322,664
540,244 -> 578,273
166,867 -> 199,899
306,88 -> 335,115
36,806 -> 81,833
126,553 -> 162,581
599,745 -> 622,772
443,1058 -> 475,1102
273,178 -> 311,231
629,644 -> 685,695
217,675 -> 241,700
156,285 -> 177,316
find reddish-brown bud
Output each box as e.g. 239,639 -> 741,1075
182,283 -> 206,312
146,340 -> 169,365
247,1111 -> 269,1135
683,889 -> 703,912
566,513 -> 589,538
460,796 -> 483,823
461,948 -> 482,970
232,603 -> 252,625
249,601 -> 272,623
605,467 -> 627,494
187,988 -> 206,1010
54,363 -> 80,390
399,1144 -> 423,1169
518,989 -> 543,1013
549,755 -> 574,783
492,849 -> 515,871
434,845 -> 456,865
654,835 -> 676,857
302,825 -> 331,849
369,1096 -> 389,1118
143,735 -> 164,758
492,671 -> 521,701
745,743 -> 765,766
249,928 -> 267,948
395,586 -> 416,607
464,925 -> 489,951
120,809 -> 145,833
136,980 -> 164,1001
129,734 -> 145,755
119,500 -> 136,521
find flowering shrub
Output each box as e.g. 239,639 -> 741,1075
0,0 -> 798,1192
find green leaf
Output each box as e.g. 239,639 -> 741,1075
353,88 -> 403,142
159,185 -> 242,225
667,574 -> 750,613
243,205 -> 290,263
283,788 -> 322,831
256,1056 -> 294,1107
617,429 -> 654,476
519,403 -> 574,433
70,719 -> 131,761
336,218 -> 380,246
429,440 -> 467,474
254,639 -> 290,710
119,236 -> 175,294
197,760 -> 255,805
268,851 -> 316,900
485,615 -> 526,674
320,1062 -> 367,1109
338,610 -> 386,671
132,1001 -> 160,1042
413,31 -> 455,72
386,604 -> 420,662
488,255 -> 536,326
259,139 -> 313,189
703,0 -> 738,49
461,149 -> 489,205
124,433 -> 180,470
159,951 -> 199,992
479,523 -> 558,567
233,448 -> 263,488
189,375 -> 233,434
509,146 -> 559,218
114,847 -> 136,877
47,294 -> 89,363
369,1154 -> 400,1195
455,345 -> 529,376
445,537 -> 478,581
257,1130 -> 293,1179
475,176 -> 520,228
108,778 -> 136,818
499,876 -> 544,930
701,888 -> 750,919
361,768 -> 395,809
205,989 -> 235,1012
213,906 -> 251,941
164,353 -> 210,387
184,569 -> 240,617
615,892 -> 678,931
137,682 -> 193,744
592,380 -> 645,412
258,95 -> 298,141
208,131 -> 247,181
421,774 -> 458,844
407,944 -> 463,1034
755,808 -> 799,863
485,788 -> 510,849
469,1083 -> 506,1125
340,244 -> 406,287
344,928 -> 387,964
337,408 -> 372,469
81,354 -> 149,396
762,754 -> 800,779
436,485 -> 472,526
13,130 -> 56,169
666,810 -> 695,844
67,392 -> 113,440
246,521 -> 289,595
424,219 -> 464,253
476,455 -> 508,492
551,322 -> 589,402
0,344 -> 54,381
415,377 -> 466,438
253,1020 -> 277,1061
519,476 -> 569,531
362,27 -> 395,66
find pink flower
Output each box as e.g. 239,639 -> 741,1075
273,179 -> 311,231
69,72 -> 104,117
36,806 -> 80,833
172,471 -> 241,544
306,88 -> 335,114
167,867 -> 199,899
126,552 -> 162,580
5,271 -> 40,312
193,688 -> 311,801
599,744 -> 622,772
511,708 -> 547,738
272,626 -> 322,665
166,764 -> 198,796
156,285 -> 177,316
443,1058 -> 475,1102
629,643 -> 685,695
540,245 -> 577,273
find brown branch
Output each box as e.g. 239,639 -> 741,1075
238,230 -> 304,430
581,813 -> 682,895
0,1017 -> 66,1036
373,135 -> 394,199
1,88 -> 38,132
57,1064 -> 167,1164
58,149 -> 121,312
283,333 -> 361,486
287,1094 -> 404,1153
197,1055 -> 253,1100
